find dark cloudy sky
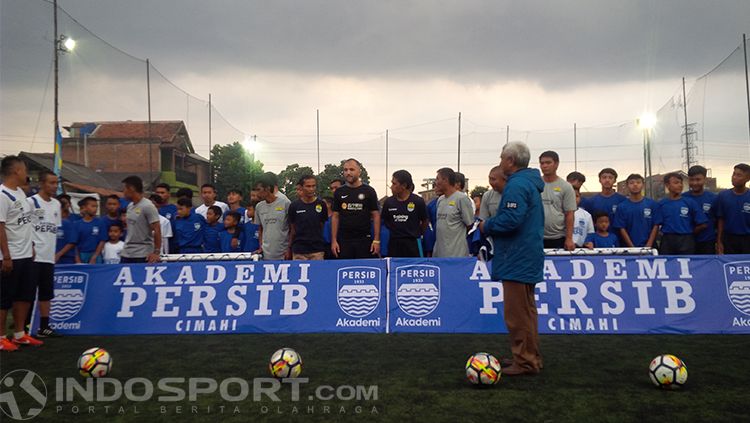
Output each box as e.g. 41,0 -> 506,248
2,0 -> 748,191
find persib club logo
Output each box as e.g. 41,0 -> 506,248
337,266 -> 381,318
50,271 -> 88,321
724,261 -> 750,316
396,264 -> 440,317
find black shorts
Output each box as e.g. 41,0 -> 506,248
121,257 -> 147,263
694,240 -> 716,255
338,238 -> 377,259
33,262 -> 55,301
0,258 -> 36,309
723,234 -> 750,254
543,237 -> 565,249
388,238 -> 422,258
659,233 -> 695,255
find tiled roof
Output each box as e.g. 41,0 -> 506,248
69,121 -> 186,144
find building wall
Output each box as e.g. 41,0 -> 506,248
62,141 -> 160,173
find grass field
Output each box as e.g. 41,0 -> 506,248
2,333 -> 749,422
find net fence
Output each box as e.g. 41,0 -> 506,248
1,0 -> 747,197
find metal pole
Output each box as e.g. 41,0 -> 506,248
647,129 -> 654,197
316,109 -> 320,174
83,133 -> 88,167
208,93 -> 212,184
457,112 -> 461,172
642,130 -> 648,196
505,125 -> 509,145
573,122 -> 578,171
682,77 -> 690,169
744,34 -> 750,147
385,129 -> 389,195
53,0 -> 62,194
146,59 -> 153,190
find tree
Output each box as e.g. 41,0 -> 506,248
210,142 -> 264,201
316,160 -> 370,198
277,163 -> 315,202
470,185 -> 488,199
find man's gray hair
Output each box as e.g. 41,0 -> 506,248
502,141 -> 531,168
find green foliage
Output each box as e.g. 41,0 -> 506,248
470,185 -> 488,198
277,163 -> 315,202
209,142 -> 264,200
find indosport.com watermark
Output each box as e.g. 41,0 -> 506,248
0,370 -> 380,420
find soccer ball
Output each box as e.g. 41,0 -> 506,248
649,354 -> 687,388
78,347 -> 113,378
269,348 -> 302,378
465,352 -> 502,385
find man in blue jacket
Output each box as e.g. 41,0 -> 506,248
481,141 -> 544,376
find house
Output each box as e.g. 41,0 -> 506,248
62,120 -> 209,195
19,151 -> 122,196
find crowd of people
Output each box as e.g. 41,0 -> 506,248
0,147 -> 749,351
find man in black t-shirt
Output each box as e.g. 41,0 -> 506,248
289,175 -> 328,260
382,170 -> 428,257
332,158 -> 380,259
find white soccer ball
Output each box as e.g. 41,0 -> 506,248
269,348 -> 302,378
649,354 -> 687,388
78,347 -> 113,378
465,352 -> 502,385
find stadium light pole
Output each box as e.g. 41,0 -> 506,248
637,113 -> 657,197
53,0 -> 75,193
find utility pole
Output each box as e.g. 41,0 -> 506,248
385,130 -> 389,195
316,109 -> 320,174
208,93 -> 212,183
457,112 -> 462,172
146,59 -> 153,190
573,122 -> 578,171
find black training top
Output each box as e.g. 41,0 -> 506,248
288,198 -> 328,253
333,184 -> 379,240
381,193 -> 427,239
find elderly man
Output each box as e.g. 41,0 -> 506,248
481,141 -> 545,376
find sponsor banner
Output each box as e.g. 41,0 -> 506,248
43,256 -> 750,335
388,256 -> 750,334
46,259 -> 387,335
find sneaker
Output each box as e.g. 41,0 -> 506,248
36,327 -> 62,338
0,337 -> 19,352
11,334 -> 44,346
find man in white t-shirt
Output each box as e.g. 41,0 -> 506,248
27,170 -> 62,338
0,156 -> 43,350
195,183 -> 229,220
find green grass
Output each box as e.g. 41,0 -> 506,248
2,334 -> 748,422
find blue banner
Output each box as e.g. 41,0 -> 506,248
48,259 -> 387,335
388,256 -> 750,334
45,256 -> 750,335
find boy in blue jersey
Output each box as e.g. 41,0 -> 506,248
175,198 -> 205,253
241,203 -> 260,253
55,194 -> 79,264
75,197 -> 107,264
585,212 -> 619,248
716,163 -> 750,254
225,188 -> 247,222
614,174 -> 660,248
581,168 -> 626,222
102,195 -> 125,241
203,205 -> 223,253
658,172 -> 707,255
685,165 -> 718,254
220,212 -> 243,252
